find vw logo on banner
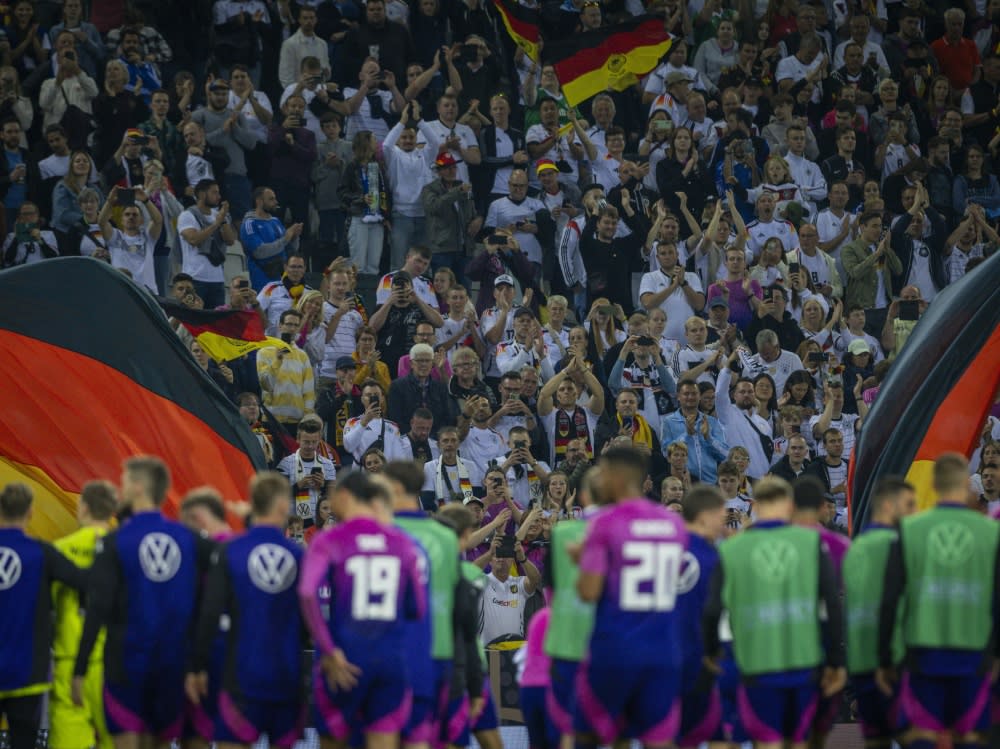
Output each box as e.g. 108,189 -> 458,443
0,547 -> 22,590
138,533 -> 182,582
247,543 -> 297,593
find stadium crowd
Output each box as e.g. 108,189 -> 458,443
2,0 -> 1000,745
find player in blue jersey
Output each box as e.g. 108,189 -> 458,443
73,456 -> 215,748
674,486 -> 727,748
186,472 -> 307,747
0,483 -> 87,749
299,470 -> 427,749
575,446 -> 690,749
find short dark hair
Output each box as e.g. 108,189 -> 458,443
437,503 -> 478,533
793,475 -> 826,510
412,407 -> 434,421
297,417 -> 323,436
858,211 -> 882,226
382,461 -> 425,497
80,480 -> 117,521
599,445 -> 649,486
280,309 -> 302,324
871,476 -> 913,513
408,245 -> 433,260
181,488 -> 226,521
681,485 -> 725,522
172,272 -> 194,286
335,470 -> 380,505
0,483 -> 33,520
193,179 -> 218,198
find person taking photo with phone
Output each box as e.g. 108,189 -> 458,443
97,184 -> 161,293
257,308 -> 316,429
277,415 -> 336,526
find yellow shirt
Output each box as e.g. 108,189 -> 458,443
52,526 -> 107,661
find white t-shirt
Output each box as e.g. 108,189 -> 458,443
808,412 -> 860,457
480,573 -> 531,644
774,54 -> 823,103
816,209 -> 853,264
525,124 -> 581,184
342,87 -> 394,141
638,268 -> 704,342
906,239 -> 937,302
276,451 -> 337,521
417,120 -> 479,184
108,227 -> 157,293
319,301 -> 364,379
229,89 -> 273,144
459,426 -> 507,470
178,207 -> 226,283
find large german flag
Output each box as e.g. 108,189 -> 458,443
161,301 -> 289,363
0,259 -> 266,540
544,16 -> 672,106
848,252 -> 1000,531
493,0 -> 540,62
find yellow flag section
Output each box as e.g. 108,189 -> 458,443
546,17 -> 672,106
493,0 -> 541,62
0,458 -> 78,540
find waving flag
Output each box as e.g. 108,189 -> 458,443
161,301 -> 289,362
848,253 -> 1000,531
544,16 -> 672,106
493,0 -> 541,62
0,259 -> 266,540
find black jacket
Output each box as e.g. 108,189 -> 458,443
387,374 -> 458,435
889,207 -> 948,297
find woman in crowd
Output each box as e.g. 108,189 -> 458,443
51,150 -> 99,234
93,59 -> 149,165
953,145 -> 1000,219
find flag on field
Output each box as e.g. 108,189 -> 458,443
162,301 -> 290,363
848,253 -> 1000,531
543,16 -> 672,106
0,258 -> 266,540
492,0 -> 541,61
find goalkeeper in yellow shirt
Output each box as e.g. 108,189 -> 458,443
49,481 -> 117,749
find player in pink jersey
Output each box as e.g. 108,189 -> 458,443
298,471 -> 427,749
519,605 -> 557,749
575,446 -> 690,749
793,475 -> 851,747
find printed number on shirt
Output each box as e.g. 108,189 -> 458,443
620,541 -> 683,611
346,555 -> 401,620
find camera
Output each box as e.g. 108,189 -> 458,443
116,188 -> 135,207
899,300 -> 920,321
311,467 -> 324,476
490,233 -> 508,245
237,279 -> 250,289
636,336 -> 656,347
513,440 -> 527,450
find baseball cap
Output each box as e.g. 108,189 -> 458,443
847,339 -> 871,356
463,496 -> 485,507
125,128 -> 144,140
335,356 -> 357,370
434,153 -> 462,169
494,274 -> 515,287
709,297 -> 729,310
536,159 -> 559,175
666,71 -> 693,87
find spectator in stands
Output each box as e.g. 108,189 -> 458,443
422,152 -> 480,281
212,1 -> 270,85
843,211 -> 903,336
387,342 -> 457,432
191,77 -> 255,220
93,59 -> 149,166
343,379 -> 408,462
277,415 -> 336,526
0,117 -> 39,227
51,150 -> 99,234
338,0 -> 415,85
97,185 -> 162,293
47,0 -> 104,79
0,67 -> 33,141
6,0 -> 48,78
174,120 -> 228,201
139,89 -> 181,176
1,201 -> 58,267
177,178 -> 236,308
278,5 -> 330,90
240,185 -> 303,289
115,27 -> 161,104
932,8 -> 981,91
258,308 -> 316,429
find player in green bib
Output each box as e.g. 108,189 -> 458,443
383,462 -> 461,749
842,477 -> 915,749
703,476 -> 846,747
876,453 -> 1000,749
542,467 -> 598,742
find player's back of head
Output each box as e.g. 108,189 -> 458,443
793,475 -> 826,511
754,476 -> 794,504
437,504 -> 477,536
336,470 -> 383,506
870,476 -> 913,515
250,471 -> 291,517
181,487 -> 226,522
124,455 -> 171,506
382,461 -> 425,498
0,483 -> 33,521
682,485 -> 726,524
933,452 -> 969,494
80,480 -> 118,521
599,445 -> 649,489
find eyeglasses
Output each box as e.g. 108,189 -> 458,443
411,358 -> 434,364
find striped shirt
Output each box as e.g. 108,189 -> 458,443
319,301 -> 364,379
257,345 -> 316,423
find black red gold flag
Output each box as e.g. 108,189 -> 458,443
161,301 -> 289,362
544,16 -> 672,106
492,0 -> 541,61
0,259 -> 266,539
848,252 -> 1000,531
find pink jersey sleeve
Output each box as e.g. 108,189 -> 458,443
578,513 -> 612,577
298,531 -> 338,656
